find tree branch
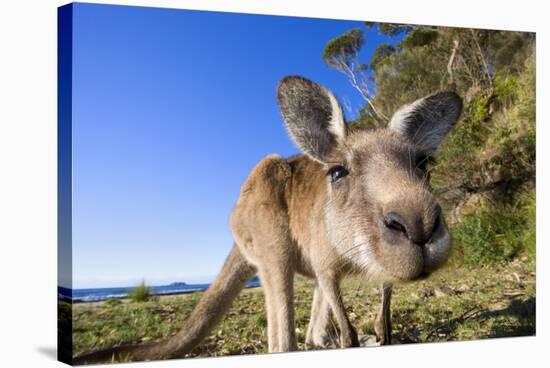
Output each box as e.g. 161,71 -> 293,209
340,62 -> 388,122
447,38 -> 460,86
469,29 -> 493,91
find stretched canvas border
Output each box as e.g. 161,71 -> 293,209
58,4 -> 73,365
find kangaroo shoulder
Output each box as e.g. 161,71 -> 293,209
239,154 -> 292,198
231,155 -> 293,247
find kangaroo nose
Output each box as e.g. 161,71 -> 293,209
383,211 -> 408,236
383,210 -> 436,246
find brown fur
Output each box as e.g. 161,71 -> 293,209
73,76 -> 462,364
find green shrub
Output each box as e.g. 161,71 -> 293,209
519,191 -> 536,258
469,94 -> 491,130
452,191 -> 535,267
493,74 -> 518,108
514,52 -> 536,123
129,281 -> 151,303
105,298 -> 123,307
430,91 -> 495,191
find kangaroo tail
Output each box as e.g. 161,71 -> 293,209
73,245 -> 257,365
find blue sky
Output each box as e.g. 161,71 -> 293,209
69,3 -> 400,288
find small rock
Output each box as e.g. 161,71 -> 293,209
456,284 -> 471,292
358,334 -> 403,346
461,193 -> 486,216
417,288 -> 435,298
503,290 -> 525,297
359,334 -> 380,347
487,303 -> 507,313
434,286 -> 455,298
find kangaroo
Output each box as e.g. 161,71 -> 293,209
73,76 -> 462,364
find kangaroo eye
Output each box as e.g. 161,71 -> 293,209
327,165 -> 349,183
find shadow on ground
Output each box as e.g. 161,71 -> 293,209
396,296 -> 536,344
36,346 -> 57,360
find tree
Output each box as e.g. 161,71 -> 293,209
365,22 -> 415,37
323,29 -> 388,121
369,43 -> 395,70
366,23 -> 497,95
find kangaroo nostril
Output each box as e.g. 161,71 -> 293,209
425,206 -> 442,244
383,212 -> 408,236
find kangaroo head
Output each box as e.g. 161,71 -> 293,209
277,76 -> 462,282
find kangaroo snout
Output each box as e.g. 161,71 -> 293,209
382,204 -> 442,247
377,199 -> 450,282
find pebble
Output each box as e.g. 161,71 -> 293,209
433,286 -> 455,298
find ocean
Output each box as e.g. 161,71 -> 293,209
59,277 -> 261,303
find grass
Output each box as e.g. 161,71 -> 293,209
71,258 -> 535,361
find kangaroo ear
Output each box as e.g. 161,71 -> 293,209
277,76 -> 346,163
388,91 -> 462,155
